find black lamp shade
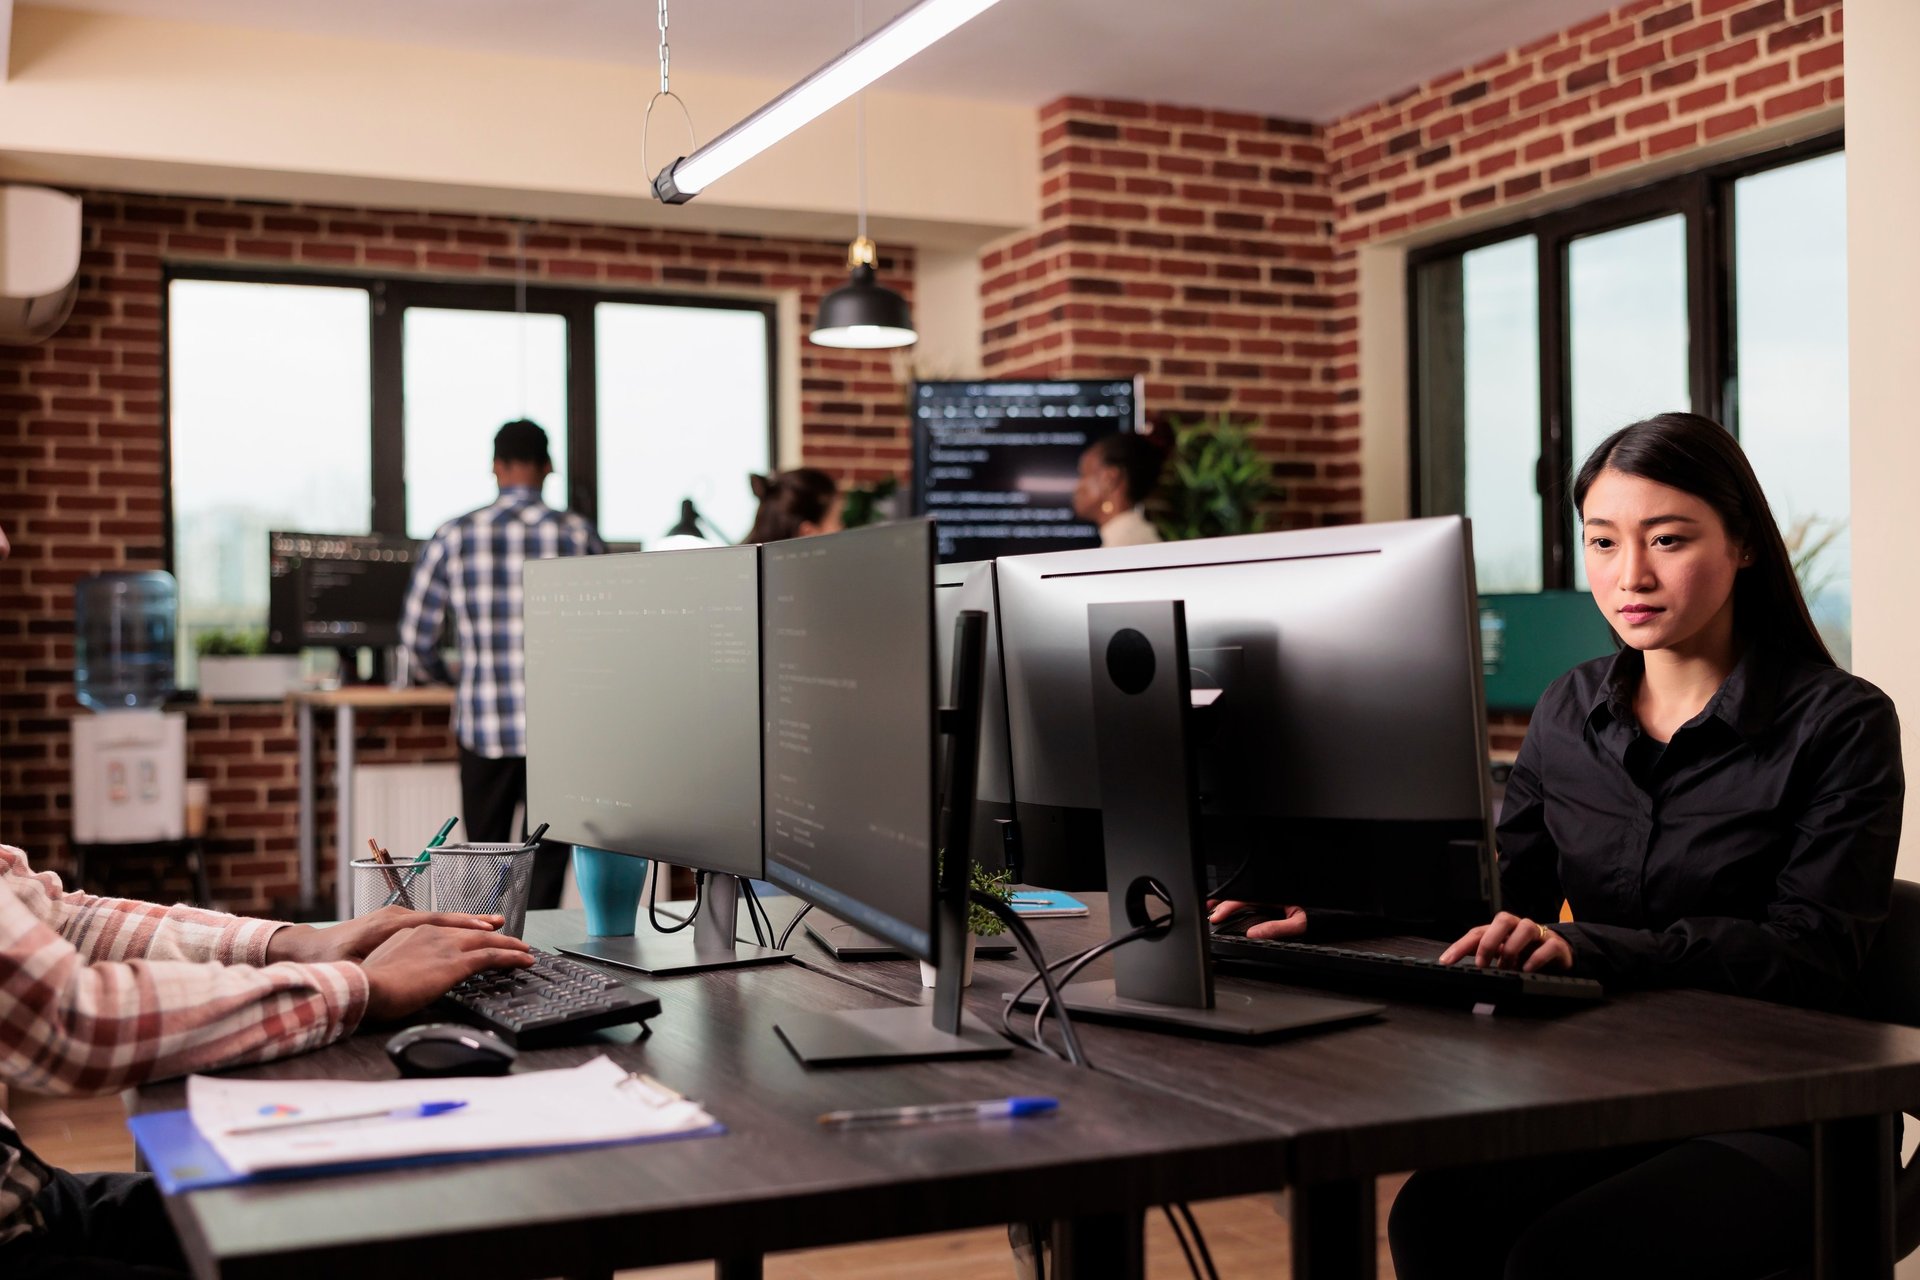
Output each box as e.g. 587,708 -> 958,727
810,263 -> 916,349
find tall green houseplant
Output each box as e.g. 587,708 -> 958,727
1155,413 -> 1274,541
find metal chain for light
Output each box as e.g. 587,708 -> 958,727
642,0 -> 695,186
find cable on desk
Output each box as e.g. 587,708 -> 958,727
739,878 -> 770,947
776,902 -> 814,951
969,891 -> 1086,1067
1205,854 -> 1253,905
647,867 -> 702,934
1026,912 -> 1170,1059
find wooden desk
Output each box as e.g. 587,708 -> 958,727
800,896 -> 1920,1280
133,910 -> 1288,1280
288,687 -> 455,918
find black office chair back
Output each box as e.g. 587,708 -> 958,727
1860,878 -> 1920,1262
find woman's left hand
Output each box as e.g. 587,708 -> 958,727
1438,911 -> 1573,973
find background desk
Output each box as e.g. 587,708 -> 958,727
132,910 -> 1288,1280
795,896 -> 1920,1280
288,687 -> 455,920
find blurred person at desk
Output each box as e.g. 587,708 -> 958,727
744,467 -> 843,542
0,516 -> 535,1280
1071,431 -> 1165,548
401,419 -> 606,909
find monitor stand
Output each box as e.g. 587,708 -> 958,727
1008,600 -> 1383,1040
558,874 -> 790,976
776,608 -> 1014,1067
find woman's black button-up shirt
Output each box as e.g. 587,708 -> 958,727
1498,644 -> 1904,1009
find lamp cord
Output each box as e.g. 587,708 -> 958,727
855,0 -> 868,242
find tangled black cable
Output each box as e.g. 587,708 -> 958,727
646,866 -> 701,933
775,902 -> 814,950
967,891 -> 1087,1066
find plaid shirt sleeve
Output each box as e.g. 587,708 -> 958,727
400,528 -> 454,685
0,845 -> 368,1096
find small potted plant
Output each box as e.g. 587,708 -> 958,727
195,628 -> 300,702
1155,412 -> 1276,541
921,859 -> 1015,988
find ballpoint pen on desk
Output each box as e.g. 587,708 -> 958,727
818,1097 -> 1058,1128
224,1100 -> 468,1137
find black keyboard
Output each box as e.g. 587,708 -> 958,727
437,948 -> 662,1047
1210,935 -> 1605,1013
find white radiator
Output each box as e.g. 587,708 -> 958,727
351,764 -> 463,862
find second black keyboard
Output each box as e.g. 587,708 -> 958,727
1211,934 -> 1605,1013
437,948 -> 662,1047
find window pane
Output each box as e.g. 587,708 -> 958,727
595,303 -> 771,544
404,309 -> 569,539
1568,214 -> 1691,587
168,280 -> 372,682
1463,237 -> 1542,593
1735,152 -> 1849,667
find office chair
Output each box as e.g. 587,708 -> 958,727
1860,877 -> 1920,1265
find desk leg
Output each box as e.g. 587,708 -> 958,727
297,700 -> 316,912
1290,1178 -> 1374,1280
1813,1112 -> 1897,1280
334,704 -> 356,921
1050,1210 -> 1145,1279
715,1257 -> 763,1280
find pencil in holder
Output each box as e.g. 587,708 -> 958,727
349,856 -> 431,917
429,841 -> 540,937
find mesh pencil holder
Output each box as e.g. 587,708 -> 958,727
348,856 -> 432,917
429,841 -> 539,937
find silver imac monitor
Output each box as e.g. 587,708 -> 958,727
523,545 -> 787,973
992,515 -> 1498,924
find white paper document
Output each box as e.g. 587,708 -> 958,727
189,1055 -> 715,1174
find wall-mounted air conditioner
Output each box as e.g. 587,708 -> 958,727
0,185 -> 81,343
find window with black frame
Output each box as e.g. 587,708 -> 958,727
164,270 -> 777,682
1410,136 -> 1850,666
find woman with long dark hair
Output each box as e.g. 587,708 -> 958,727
744,468 -> 842,544
1387,412 -> 1903,1277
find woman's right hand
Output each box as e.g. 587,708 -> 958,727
1207,900 -> 1308,940
359,924 -> 535,1021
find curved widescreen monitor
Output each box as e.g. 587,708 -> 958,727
523,545 -> 763,879
761,521 -> 938,961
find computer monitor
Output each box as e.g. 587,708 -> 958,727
267,532 -> 417,662
522,545 -> 787,975
759,519 -> 1009,1065
1479,589 -> 1617,712
800,558 -> 1021,961
993,516 -> 1498,926
911,378 -> 1143,563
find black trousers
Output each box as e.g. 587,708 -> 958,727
0,1169 -> 187,1279
1386,1130 -> 1810,1280
457,746 -> 566,910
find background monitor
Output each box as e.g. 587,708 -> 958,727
993,516 -> 1497,924
523,545 -> 763,881
911,377 -> 1143,564
761,520 -> 938,961
1479,590 -> 1617,712
267,531 -> 417,652
936,560 -> 1017,874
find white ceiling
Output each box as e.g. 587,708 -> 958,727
28,0 -> 1615,121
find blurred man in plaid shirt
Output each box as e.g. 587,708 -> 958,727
400,419 -> 605,909
0,520 -> 536,1278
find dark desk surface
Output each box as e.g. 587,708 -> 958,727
806,897 -> 1920,1184
134,910 -> 1287,1280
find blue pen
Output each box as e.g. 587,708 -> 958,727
224,1100 -> 467,1137
817,1097 -> 1057,1128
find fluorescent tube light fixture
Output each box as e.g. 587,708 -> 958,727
651,0 -> 1004,203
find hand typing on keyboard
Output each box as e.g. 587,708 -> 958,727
1438,911 -> 1574,973
360,925 -> 536,1021
1207,900 -> 1307,940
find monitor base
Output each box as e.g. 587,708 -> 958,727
1007,978 -> 1381,1040
558,933 -> 790,977
774,1006 -> 1012,1066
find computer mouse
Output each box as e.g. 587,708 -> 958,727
1209,906 -> 1269,938
385,1023 -> 519,1078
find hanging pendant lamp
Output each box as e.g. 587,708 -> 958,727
810,0 -> 915,350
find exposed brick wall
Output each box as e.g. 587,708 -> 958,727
0,191 -> 914,909
1327,0 -> 1842,245
978,100 -> 1354,529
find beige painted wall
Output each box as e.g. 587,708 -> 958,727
906,248 -> 985,380
0,6 -> 1035,250
1847,0 -> 1920,888
1358,243 -> 1411,524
